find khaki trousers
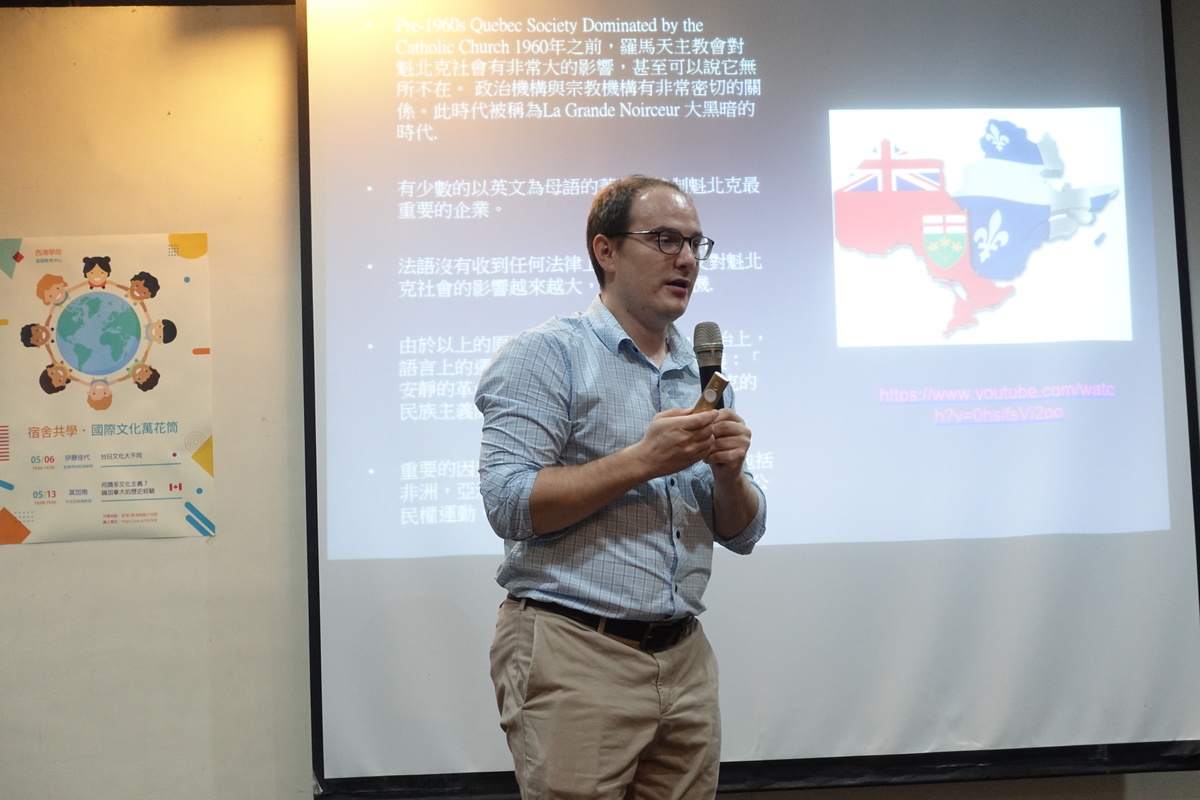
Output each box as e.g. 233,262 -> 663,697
490,597 -> 721,800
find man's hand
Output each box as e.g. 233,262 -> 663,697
704,408 -> 751,480
528,407 -> 718,535
703,408 -> 759,540
633,406 -> 721,477
526,406 -> 759,537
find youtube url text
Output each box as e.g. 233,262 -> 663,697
878,382 -> 1115,425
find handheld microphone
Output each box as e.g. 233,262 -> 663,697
693,321 -> 725,410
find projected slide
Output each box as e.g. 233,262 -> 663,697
311,3 -> 1166,560
307,0 -> 1200,786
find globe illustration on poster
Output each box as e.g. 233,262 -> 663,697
56,292 -> 142,375
18,261 -> 172,406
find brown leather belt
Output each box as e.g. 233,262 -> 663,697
511,595 -> 696,653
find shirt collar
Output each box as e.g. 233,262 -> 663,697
583,295 -> 697,376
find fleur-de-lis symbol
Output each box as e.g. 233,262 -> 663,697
984,123 -> 1009,152
974,209 -> 1008,263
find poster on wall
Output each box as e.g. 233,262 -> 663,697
0,233 -> 215,544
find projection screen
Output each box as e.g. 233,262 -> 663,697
301,0 -> 1200,793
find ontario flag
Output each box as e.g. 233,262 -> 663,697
834,139 -> 967,262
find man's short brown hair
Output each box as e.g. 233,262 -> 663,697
586,175 -> 685,286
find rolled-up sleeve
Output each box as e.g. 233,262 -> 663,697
718,482 -> 767,554
691,466 -> 768,555
474,331 -> 571,541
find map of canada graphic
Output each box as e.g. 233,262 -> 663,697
831,111 -> 1126,346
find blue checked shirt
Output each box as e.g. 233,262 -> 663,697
475,296 -> 767,621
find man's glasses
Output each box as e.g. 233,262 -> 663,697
619,229 -> 715,260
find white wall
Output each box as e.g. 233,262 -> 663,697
0,6 -> 309,799
0,4 -> 1197,800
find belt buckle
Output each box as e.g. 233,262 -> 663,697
639,617 -> 693,653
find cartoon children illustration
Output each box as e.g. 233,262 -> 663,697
36,274 -> 69,306
146,319 -> 177,344
38,362 -> 72,394
127,271 -> 160,304
19,323 -> 53,348
117,360 -> 161,392
132,363 -> 161,391
83,256 -> 113,289
84,379 -> 114,410
26,264 -> 171,403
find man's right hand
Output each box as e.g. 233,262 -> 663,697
633,406 -> 721,478
527,406 -> 719,536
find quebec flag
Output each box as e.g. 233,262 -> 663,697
954,119 -> 1118,280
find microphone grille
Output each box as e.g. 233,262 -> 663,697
694,321 -> 723,351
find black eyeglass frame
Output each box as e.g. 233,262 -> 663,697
617,229 -> 716,260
